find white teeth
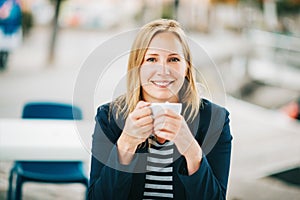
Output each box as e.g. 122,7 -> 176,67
153,81 -> 172,86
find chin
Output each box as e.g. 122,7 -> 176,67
154,94 -> 177,102
143,87 -> 179,102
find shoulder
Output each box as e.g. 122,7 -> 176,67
95,103 -> 111,124
95,103 -> 123,143
199,99 -> 229,122
96,102 -> 110,116
196,99 -> 231,146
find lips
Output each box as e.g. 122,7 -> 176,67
151,80 -> 174,88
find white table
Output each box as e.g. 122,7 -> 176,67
0,119 -> 94,161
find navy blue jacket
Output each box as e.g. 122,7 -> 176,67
88,99 -> 232,200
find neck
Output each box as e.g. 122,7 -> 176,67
143,95 -> 179,103
155,136 -> 167,144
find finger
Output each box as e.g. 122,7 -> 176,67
154,115 -> 180,128
129,124 -> 153,139
136,101 -> 151,109
140,125 -> 154,137
132,107 -> 152,119
154,130 -> 174,141
135,115 -> 153,127
154,120 -> 178,133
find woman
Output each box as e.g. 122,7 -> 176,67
88,19 -> 232,200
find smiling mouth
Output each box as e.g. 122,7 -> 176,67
151,81 -> 174,88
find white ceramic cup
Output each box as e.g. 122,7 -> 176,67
150,102 -> 182,117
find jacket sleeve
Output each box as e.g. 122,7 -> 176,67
177,108 -> 232,200
88,105 -> 138,200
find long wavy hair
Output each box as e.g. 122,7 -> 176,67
112,19 -> 200,122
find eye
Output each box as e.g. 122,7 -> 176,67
169,57 -> 180,62
145,57 -> 156,62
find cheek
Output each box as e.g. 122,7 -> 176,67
173,66 -> 188,88
140,65 -> 156,81
173,65 -> 187,79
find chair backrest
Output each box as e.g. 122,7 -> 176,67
22,102 -> 82,120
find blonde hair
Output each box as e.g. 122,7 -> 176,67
112,19 -> 200,122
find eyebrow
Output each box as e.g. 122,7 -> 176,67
168,53 -> 180,56
145,53 -> 159,56
145,53 -> 180,56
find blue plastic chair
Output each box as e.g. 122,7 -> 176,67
7,102 -> 89,200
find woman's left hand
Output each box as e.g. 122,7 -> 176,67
153,109 -> 202,174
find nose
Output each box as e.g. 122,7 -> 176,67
158,61 -> 170,75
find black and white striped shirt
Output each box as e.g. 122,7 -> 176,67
143,137 -> 174,199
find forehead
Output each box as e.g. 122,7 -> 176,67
146,32 -> 184,55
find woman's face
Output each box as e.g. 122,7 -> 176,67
140,32 -> 187,103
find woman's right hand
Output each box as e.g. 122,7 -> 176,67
117,101 -> 153,164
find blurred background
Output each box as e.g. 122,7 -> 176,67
0,0 -> 299,199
